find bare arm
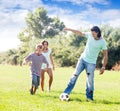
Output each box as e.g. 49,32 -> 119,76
22,54 -> 32,65
22,59 -> 29,65
100,50 -> 108,74
63,27 -> 85,37
50,53 -> 55,70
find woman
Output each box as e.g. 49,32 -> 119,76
41,40 -> 55,92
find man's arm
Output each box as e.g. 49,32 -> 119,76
63,27 -> 85,37
100,50 -> 108,74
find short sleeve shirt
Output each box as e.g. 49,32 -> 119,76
80,32 -> 107,64
25,53 -> 48,76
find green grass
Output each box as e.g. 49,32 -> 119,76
0,65 -> 120,111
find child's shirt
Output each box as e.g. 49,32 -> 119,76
25,52 -> 48,76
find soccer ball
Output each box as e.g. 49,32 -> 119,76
59,93 -> 69,101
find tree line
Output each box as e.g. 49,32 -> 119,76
0,7 -> 120,70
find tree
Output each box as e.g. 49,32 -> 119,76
98,25 -> 120,69
25,7 -> 65,38
16,7 -> 65,65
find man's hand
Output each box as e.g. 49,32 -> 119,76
99,67 -> 105,75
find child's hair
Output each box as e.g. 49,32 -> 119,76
91,26 -> 101,38
35,44 -> 42,50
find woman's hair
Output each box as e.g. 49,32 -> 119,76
41,40 -> 49,45
91,26 -> 101,38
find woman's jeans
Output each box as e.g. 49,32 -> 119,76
64,58 -> 96,100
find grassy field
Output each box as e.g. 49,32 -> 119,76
0,65 -> 120,111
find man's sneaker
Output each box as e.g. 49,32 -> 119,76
86,98 -> 93,102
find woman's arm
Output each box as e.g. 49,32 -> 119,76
50,53 -> 55,70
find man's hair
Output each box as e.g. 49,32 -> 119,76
91,26 -> 101,38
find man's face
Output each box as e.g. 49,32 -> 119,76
91,31 -> 98,40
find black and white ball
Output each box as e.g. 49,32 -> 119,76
59,93 -> 69,101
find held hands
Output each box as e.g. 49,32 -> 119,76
99,67 -> 105,75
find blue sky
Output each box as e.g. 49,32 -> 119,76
0,0 -> 120,52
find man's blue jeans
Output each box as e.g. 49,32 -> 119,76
64,58 -> 96,100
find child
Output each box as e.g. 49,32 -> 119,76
23,44 -> 48,95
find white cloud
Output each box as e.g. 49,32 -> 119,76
57,13 -> 92,29
100,9 -> 120,20
0,10 -> 27,30
72,5 -> 120,27
45,4 -> 120,29
0,9 -> 28,52
0,0 -> 42,11
43,5 -> 92,29
108,19 -> 120,28
0,0 -> 120,52
53,0 -> 109,5
0,0 -> 43,52
0,28 -> 21,52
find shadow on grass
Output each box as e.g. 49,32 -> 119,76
35,90 -> 60,99
97,100 -> 120,105
35,90 -> 120,105
35,90 -> 84,102
70,98 -> 120,105
69,98 -> 82,102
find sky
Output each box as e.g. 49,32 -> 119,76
0,0 -> 120,52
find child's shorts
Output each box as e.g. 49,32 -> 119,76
31,74 -> 40,89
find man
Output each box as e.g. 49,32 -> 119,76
62,26 -> 108,101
